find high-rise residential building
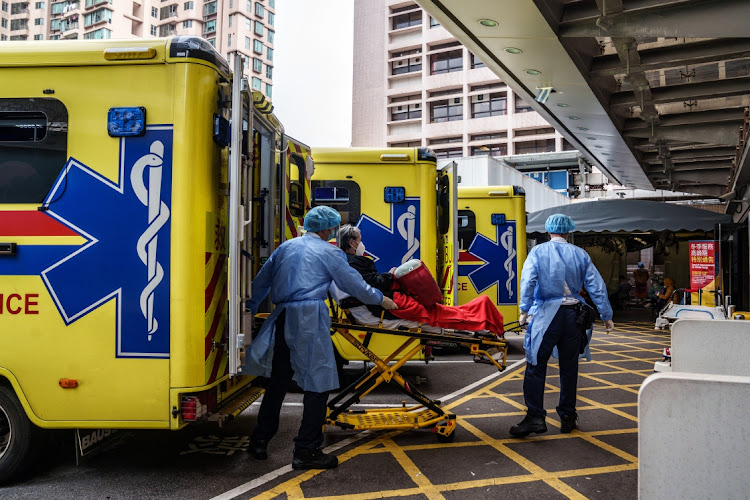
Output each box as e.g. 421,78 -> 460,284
0,0 -> 275,99
352,0 -> 575,160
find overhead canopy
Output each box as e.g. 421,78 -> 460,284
527,200 -> 732,234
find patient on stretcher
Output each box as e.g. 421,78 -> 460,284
334,225 -> 504,338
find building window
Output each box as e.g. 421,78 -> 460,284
84,8 -> 113,26
514,139 -> 556,155
34,1 -> 44,8
1,18 -> 8,28
562,139 -> 576,151
430,98 -> 462,123
471,132 -> 507,141
269,0 -> 274,7
184,1 -> 193,9
254,1 -> 263,17
254,20 -> 263,35
471,53 -> 486,69
265,83 -> 272,98
471,93 -> 506,118
83,27 -> 111,39
159,4 -> 177,20
204,1 -> 216,15
266,46 -> 273,60
245,18 -> 251,30
34,33 -> 43,39
515,127 -> 555,137
182,19 -> 192,28
266,65 -> 272,79
252,57 -> 262,73
428,87 -> 461,98
434,147 -> 463,159
726,58 -> 750,78
227,33 -> 231,46
429,16 -> 440,28
514,94 -> 533,113
253,39 -> 263,53
244,36 -> 250,48
390,141 -> 421,147
392,10 -> 421,30
10,2 -> 27,14
207,38 -> 215,47
84,0 -> 112,6
228,14 -> 232,27
10,19 -> 28,30
429,136 -> 461,145
150,25 -> 157,36
204,19 -> 216,34
34,17 -> 44,25
267,29 -> 274,43
471,144 -> 507,157
251,77 -> 262,91
391,56 -> 421,76
267,11 -> 273,26
151,6 -> 157,18
430,50 -> 463,75
1,1 -> 8,12
391,103 -> 421,122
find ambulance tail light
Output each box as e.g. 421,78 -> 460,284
180,388 -> 218,422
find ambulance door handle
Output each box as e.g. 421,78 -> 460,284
0,243 -> 17,256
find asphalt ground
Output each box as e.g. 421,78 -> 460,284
1,310 -> 665,500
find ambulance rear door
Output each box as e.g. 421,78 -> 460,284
437,162 -> 458,305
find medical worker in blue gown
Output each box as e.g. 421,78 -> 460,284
510,214 -> 614,438
245,206 -> 398,470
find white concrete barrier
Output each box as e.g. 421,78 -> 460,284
671,319 -> 750,376
639,372 -> 750,500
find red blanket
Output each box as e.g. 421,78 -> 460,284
391,293 -> 504,334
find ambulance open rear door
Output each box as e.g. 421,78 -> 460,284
437,162 -> 458,306
228,55 -> 250,375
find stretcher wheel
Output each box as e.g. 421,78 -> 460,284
436,431 -> 455,443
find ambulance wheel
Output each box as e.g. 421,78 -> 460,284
0,386 -> 41,485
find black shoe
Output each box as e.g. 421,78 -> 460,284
292,448 -> 338,470
560,414 -> 578,433
509,414 -> 547,437
248,439 -> 269,460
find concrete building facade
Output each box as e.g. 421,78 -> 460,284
352,0 -> 575,160
0,0 -> 275,99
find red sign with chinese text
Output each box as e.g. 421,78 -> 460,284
689,240 -> 716,289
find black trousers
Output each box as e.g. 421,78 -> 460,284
523,306 -> 580,418
251,311 -> 329,451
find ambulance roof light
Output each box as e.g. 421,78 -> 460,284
417,147 -> 437,162
107,107 -> 146,137
103,47 -> 157,61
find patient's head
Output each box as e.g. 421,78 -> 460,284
338,224 -> 363,256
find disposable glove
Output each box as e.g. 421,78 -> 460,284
519,312 -> 528,326
604,319 -> 615,332
381,296 -> 398,310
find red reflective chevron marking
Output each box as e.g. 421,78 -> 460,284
0,211 -> 78,236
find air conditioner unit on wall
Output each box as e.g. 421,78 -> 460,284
452,97 -> 462,105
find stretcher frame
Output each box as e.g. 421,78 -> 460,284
325,304 -> 509,442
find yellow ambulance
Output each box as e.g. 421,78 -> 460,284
310,148 -> 457,364
0,36 -> 283,482
456,186 -> 527,326
311,152 -> 526,367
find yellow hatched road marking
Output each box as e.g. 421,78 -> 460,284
245,320 -> 660,500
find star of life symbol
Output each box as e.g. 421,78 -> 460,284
40,126 -> 173,358
466,222 -> 518,305
131,141 -> 170,341
356,199 -> 421,273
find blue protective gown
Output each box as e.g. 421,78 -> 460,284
245,232 -> 384,393
520,238 -> 613,365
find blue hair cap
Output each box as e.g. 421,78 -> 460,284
545,213 -> 576,234
637,262 -> 644,268
304,206 -> 341,232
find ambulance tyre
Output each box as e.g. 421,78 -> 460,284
0,386 -> 41,485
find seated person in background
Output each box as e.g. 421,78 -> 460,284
650,277 -> 676,310
608,275 -> 632,310
334,225 -> 504,337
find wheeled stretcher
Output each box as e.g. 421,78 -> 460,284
325,302 -> 510,442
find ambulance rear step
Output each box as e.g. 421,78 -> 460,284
208,384 -> 264,427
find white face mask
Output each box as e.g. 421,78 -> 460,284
355,241 -> 366,256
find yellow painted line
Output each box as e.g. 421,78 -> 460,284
380,437 -> 445,500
